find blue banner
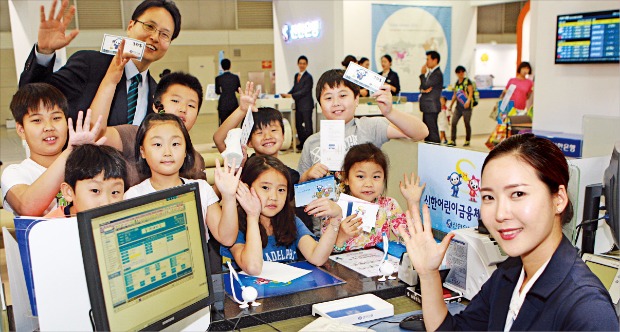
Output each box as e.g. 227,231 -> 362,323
418,144 -> 488,237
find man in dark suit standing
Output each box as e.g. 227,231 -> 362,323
215,58 -> 241,124
281,55 -> 313,149
19,0 -> 181,127
419,50 -> 443,143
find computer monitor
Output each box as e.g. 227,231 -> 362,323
77,183 -> 213,331
603,143 -> 620,247
582,143 -> 620,253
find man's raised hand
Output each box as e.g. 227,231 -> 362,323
37,0 -> 79,55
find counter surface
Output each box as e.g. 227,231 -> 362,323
209,256 -> 408,330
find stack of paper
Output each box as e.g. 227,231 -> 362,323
329,249 -> 399,278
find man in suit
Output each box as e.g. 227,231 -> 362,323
419,50 -> 443,143
19,0 -> 181,127
281,55 -> 314,149
215,58 -> 241,124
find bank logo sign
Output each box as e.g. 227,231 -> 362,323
282,20 -> 321,42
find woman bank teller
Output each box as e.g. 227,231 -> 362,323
398,133 -> 619,331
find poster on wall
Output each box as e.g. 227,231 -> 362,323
417,143 -> 487,237
372,4 -> 451,92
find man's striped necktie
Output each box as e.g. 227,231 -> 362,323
127,74 -> 142,124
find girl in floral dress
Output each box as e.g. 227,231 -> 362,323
309,143 -> 424,252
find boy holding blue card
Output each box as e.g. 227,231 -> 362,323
297,69 -> 429,182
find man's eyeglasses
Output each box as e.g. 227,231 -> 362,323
135,20 -> 172,43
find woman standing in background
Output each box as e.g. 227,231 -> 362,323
379,54 -> 400,95
495,61 -> 534,114
341,55 -> 357,69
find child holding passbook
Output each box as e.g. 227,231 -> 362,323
220,155 -> 358,275
297,69 -> 428,183
304,143 -> 424,252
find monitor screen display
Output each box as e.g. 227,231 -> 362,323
78,183 -> 213,331
555,9 -> 620,64
585,261 -> 616,289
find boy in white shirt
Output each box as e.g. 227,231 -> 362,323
1,83 -> 103,216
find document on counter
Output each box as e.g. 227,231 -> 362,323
320,120 -> 345,171
239,261 -> 310,283
300,317 -> 373,332
329,248 -> 400,278
224,261 -> 345,300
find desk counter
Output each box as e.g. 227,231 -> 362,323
241,296 -> 420,331
237,296 -> 467,331
209,258 -> 408,330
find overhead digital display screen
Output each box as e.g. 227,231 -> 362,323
555,10 -> 619,64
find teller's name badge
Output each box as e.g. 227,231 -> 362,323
100,34 -> 145,61
343,62 -> 386,94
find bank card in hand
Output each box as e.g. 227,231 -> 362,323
343,62 -> 386,94
100,34 -> 145,61
294,176 -> 336,207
